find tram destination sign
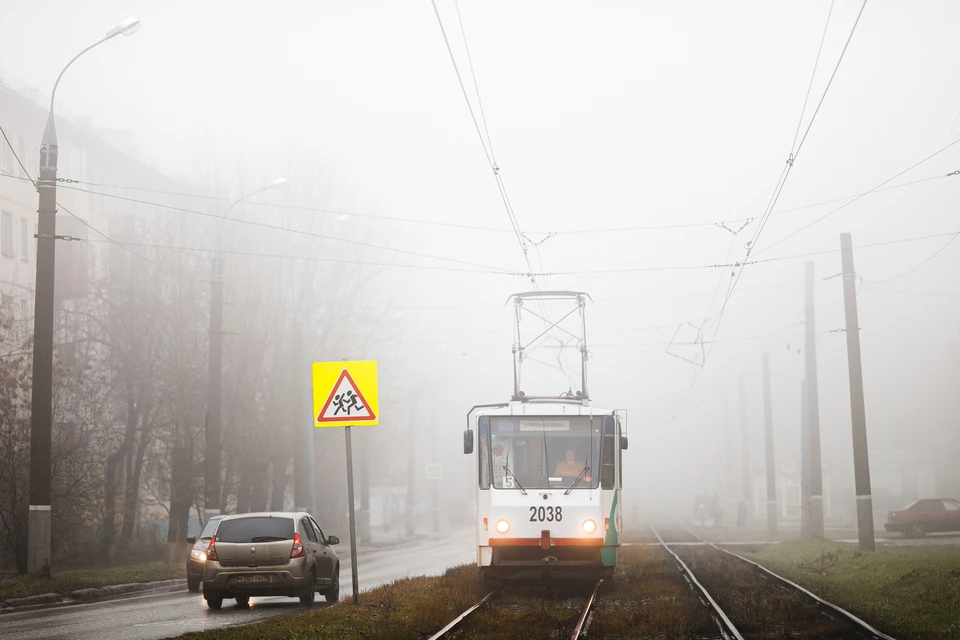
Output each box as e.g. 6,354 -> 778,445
519,419 -> 570,432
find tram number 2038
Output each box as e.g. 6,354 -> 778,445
529,506 -> 563,522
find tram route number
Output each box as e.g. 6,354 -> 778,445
529,506 -> 563,522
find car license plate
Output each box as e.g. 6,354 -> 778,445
237,575 -> 269,584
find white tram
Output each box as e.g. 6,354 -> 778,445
462,292 -> 627,582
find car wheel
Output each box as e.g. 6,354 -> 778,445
908,522 -> 926,538
235,596 -> 250,606
325,566 -> 340,603
299,570 -> 316,606
187,576 -> 201,593
205,592 -> 223,610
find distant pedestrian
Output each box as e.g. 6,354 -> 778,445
737,499 -> 747,530
711,493 -> 724,528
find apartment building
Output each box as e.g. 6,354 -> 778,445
0,78 -> 204,327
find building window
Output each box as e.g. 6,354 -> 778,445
1,211 -> 13,257
0,139 -> 12,174
20,217 -> 28,261
18,136 -> 27,178
20,298 -> 28,320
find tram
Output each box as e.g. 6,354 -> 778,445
463,292 -> 626,582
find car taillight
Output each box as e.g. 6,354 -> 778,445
206,538 -> 218,561
290,533 -> 305,559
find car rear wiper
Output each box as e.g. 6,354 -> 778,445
251,536 -> 288,542
564,467 -> 590,495
502,464 -> 527,495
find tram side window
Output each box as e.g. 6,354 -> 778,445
600,417 -> 615,490
478,417 -> 491,489
617,423 -> 623,489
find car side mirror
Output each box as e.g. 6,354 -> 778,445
463,429 -> 474,454
620,436 -> 628,450
186,536 -> 196,544
327,536 -> 340,546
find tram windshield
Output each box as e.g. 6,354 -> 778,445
485,416 -> 601,490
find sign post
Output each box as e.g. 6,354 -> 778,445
343,425 -> 359,604
312,360 -> 379,605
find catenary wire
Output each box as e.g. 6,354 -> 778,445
0,123 -> 166,273
29,181 -> 518,273
755,138 -> 960,256
529,231 -> 958,276
864,231 -> 960,284
790,0 -> 836,152
81,238 -> 522,275
2,168 -> 954,237
699,1 -> 868,371
0,124 -> 36,187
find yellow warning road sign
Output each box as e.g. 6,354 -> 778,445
312,361 -> 379,428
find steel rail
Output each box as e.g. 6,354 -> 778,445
650,525 -> 744,640
570,579 -> 602,639
681,526 -> 897,640
427,588 -> 500,640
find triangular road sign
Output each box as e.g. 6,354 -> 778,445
316,369 -> 376,423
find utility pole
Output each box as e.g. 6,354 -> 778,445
805,262 -> 825,538
26,17 -> 142,575
430,408 -> 440,533
27,116 -> 58,575
800,379 -> 811,538
840,233 -> 875,551
204,178 -> 286,518
205,257 -> 223,519
406,403 -> 417,536
295,261 -> 316,515
739,373 -> 751,508
762,353 -> 777,536
723,396 -> 736,503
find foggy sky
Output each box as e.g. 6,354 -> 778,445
3,0 -> 959,512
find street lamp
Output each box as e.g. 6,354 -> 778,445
205,178 -> 287,519
28,17 -> 140,576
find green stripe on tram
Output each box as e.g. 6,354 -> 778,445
601,488 -> 619,566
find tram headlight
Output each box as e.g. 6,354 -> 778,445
495,519 -> 510,534
581,519 -> 597,534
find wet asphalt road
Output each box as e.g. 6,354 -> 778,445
0,533 -> 474,640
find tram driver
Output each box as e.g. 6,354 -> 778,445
554,448 -> 586,477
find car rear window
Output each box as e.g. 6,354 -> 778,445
199,516 -> 223,540
215,517 -> 295,543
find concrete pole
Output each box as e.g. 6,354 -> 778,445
205,258 -> 223,519
805,262 -> 825,537
297,261 -> 316,515
840,233 -> 876,551
723,396 -> 736,504
27,116 -> 58,575
800,379 -> 812,538
739,373 -> 751,511
762,353 -> 777,536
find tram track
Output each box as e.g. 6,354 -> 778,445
651,524 -> 898,639
427,579 -> 603,640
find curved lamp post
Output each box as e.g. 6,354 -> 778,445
205,177 -> 286,518
28,17 -> 141,575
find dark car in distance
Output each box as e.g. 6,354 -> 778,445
186,514 -> 224,592
884,498 -> 960,538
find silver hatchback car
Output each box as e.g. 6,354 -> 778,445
201,511 -> 340,609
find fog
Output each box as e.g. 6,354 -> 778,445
1,1 -> 959,564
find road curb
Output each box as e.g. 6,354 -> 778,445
0,579 -> 186,615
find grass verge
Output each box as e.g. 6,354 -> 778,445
743,539 -> 960,640
170,547 -> 717,640
0,563 -> 186,601
174,565 -> 486,640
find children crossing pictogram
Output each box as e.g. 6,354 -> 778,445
316,369 -> 376,423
